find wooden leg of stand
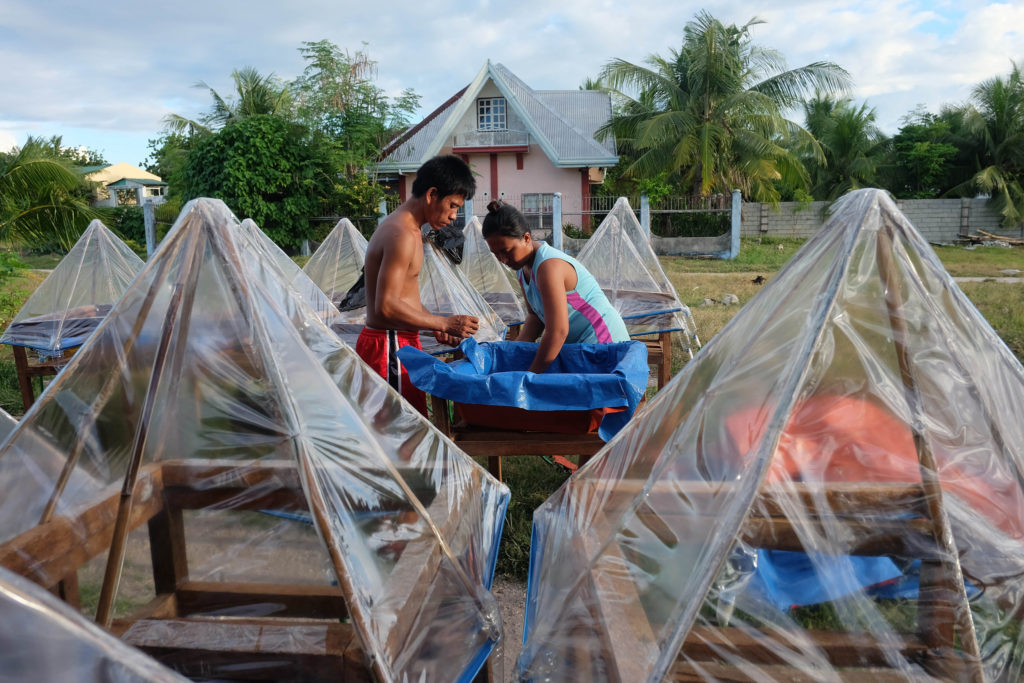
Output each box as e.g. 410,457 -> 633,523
55,572 -> 80,608
12,346 -> 35,411
488,456 -> 502,481
430,395 -> 453,438
659,331 -> 672,389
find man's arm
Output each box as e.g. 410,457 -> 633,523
374,231 -> 478,337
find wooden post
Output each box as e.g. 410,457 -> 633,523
659,331 -> 672,389
11,345 -> 36,411
95,229 -> 205,627
148,497 -> 189,595
876,223 -> 983,680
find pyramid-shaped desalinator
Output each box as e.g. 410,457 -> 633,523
0,565 -> 188,682
0,198 -> 510,683
459,217 -> 526,326
334,234 -> 507,354
302,217 -> 368,306
577,198 -> 700,355
238,217 -> 339,324
0,219 -> 144,353
520,189 -> 1024,682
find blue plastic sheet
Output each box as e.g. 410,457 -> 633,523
398,338 -> 649,441
749,550 -> 903,610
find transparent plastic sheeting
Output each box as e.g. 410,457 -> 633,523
0,219 -> 144,353
302,217 -> 368,306
0,566 -> 188,682
0,407 -> 14,443
237,217 -> 340,324
519,189 -> 1024,682
577,198 -> 701,354
333,238 -> 508,355
0,198 -> 510,683
459,217 -> 527,326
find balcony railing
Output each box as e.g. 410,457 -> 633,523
452,129 -> 530,149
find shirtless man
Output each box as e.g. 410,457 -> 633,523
356,155 -> 479,416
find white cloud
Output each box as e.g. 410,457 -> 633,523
0,0 -> 1020,161
0,130 -> 17,153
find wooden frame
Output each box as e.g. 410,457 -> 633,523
0,460 -> 367,680
10,345 -> 67,410
555,479 -> 984,682
642,331 -> 672,390
0,457 -> 495,682
430,394 -> 603,480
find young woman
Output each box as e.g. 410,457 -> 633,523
482,201 -> 629,373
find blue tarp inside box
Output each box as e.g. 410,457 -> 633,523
398,338 -> 649,441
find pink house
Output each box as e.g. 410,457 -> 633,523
375,61 -> 618,230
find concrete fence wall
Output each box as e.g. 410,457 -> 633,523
741,197 -> 1019,243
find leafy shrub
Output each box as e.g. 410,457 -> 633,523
107,206 -> 146,244
0,251 -> 28,281
184,115 -> 333,249
562,223 -> 588,240
650,210 -> 730,238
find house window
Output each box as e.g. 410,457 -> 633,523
522,193 -> 555,229
478,97 -> 507,130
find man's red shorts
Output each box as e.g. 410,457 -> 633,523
355,328 -> 428,416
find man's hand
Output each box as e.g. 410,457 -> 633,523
443,315 -> 479,339
434,329 -> 460,346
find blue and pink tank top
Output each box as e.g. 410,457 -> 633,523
518,242 -> 630,344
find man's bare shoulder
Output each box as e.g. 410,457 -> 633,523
367,209 -> 423,254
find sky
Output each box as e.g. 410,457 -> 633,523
1,0 -> 1021,167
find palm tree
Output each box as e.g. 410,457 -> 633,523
164,66 -> 293,135
0,137 -> 103,251
800,95 -> 889,200
957,61 -> 1024,228
598,11 -> 851,202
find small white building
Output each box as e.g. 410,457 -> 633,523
81,162 -> 167,207
375,61 -> 618,231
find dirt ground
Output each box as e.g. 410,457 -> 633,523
491,575 -> 528,681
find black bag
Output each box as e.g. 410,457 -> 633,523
429,224 -> 465,264
338,268 -> 366,311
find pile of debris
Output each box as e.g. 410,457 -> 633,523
966,229 -> 1024,247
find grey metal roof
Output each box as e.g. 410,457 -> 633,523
491,64 -> 616,165
377,62 -> 617,172
377,96 -> 462,170
536,90 -> 618,156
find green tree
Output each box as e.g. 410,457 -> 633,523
291,40 -> 419,175
956,61 -> 1024,227
0,137 -> 103,251
34,135 -> 107,167
598,11 -> 850,202
143,132 -> 192,198
164,66 -> 293,135
182,114 -> 333,248
799,95 -> 889,200
885,107 -> 963,199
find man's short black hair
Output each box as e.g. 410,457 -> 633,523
411,155 -> 476,200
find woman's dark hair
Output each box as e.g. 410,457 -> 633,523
481,200 -> 530,239
411,155 -> 476,199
